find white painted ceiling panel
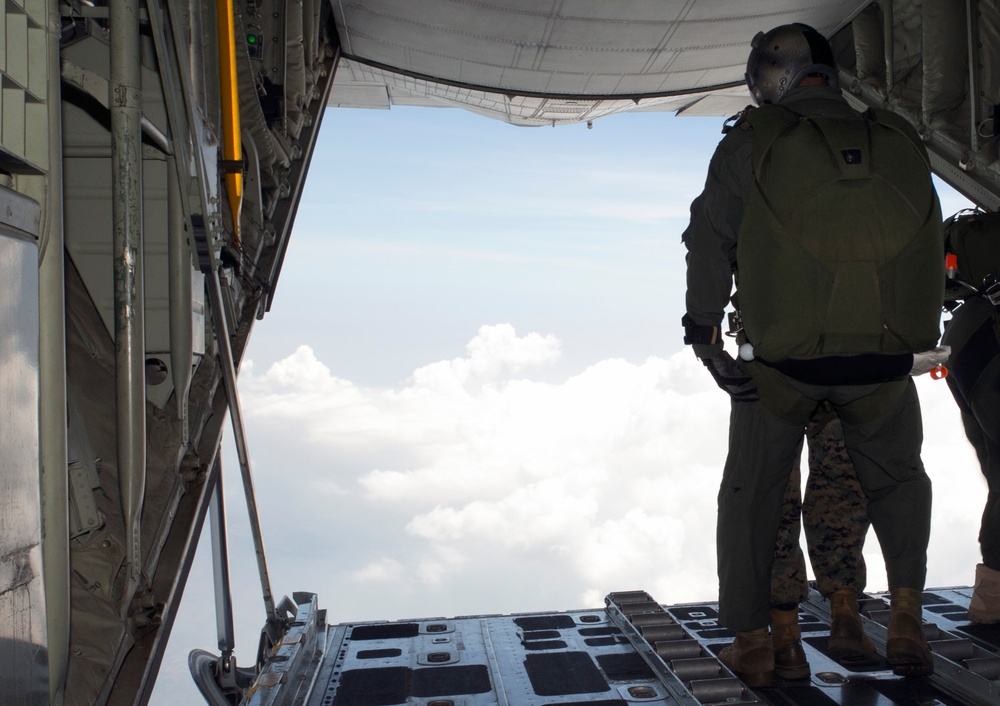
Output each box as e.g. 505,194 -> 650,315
328,0 -> 872,125
328,84 -> 391,109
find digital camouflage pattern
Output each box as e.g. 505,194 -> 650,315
804,412 -> 870,596
771,455 -> 809,606
771,409 -> 870,605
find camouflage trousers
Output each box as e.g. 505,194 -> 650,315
771,411 -> 870,605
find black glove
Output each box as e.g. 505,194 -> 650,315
700,350 -> 759,402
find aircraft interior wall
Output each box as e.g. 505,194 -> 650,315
2,1 -> 1000,704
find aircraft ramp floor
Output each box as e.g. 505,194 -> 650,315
240,587 -> 1000,706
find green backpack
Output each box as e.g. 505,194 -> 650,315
736,104 -> 944,362
944,209 -> 1000,303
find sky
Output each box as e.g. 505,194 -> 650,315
148,104 -> 983,704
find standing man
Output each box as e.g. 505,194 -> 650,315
943,295 -> 1000,622
941,210 -> 1000,623
682,23 -> 944,685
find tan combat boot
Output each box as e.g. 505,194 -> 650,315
718,628 -> 775,687
968,564 -> 1000,624
828,588 -> 876,661
771,607 -> 810,680
886,588 -> 933,677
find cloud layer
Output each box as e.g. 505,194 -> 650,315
157,323 -> 985,706
234,324 -> 983,622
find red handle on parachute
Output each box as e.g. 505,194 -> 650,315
945,252 -> 958,279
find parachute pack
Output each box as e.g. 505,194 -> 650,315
735,104 -> 944,362
944,209 -> 1000,305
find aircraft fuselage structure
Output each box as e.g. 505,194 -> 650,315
0,1 -> 998,705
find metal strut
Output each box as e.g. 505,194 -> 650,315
207,456 -> 250,700
200,228 -> 278,626
209,267 -> 278,624
191,456 -> 258,703
209,457 -> 236,662
110,0 -> 146,601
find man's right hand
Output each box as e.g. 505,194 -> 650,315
700,349 -> 759,402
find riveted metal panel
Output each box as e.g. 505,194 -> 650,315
0,206 -> 46,706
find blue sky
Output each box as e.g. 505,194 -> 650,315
149,105 -> 983,704
247,105 -> 723,384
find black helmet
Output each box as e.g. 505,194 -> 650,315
745,23 -> 839,105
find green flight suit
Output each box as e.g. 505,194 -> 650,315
683,85 -> 935,631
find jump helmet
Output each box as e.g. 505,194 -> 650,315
745,23 -> 839,105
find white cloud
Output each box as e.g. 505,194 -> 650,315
237,325 -> 728,610
412,323 -> 561,388
236,325 -> 984,622
351,557 -> 405,583
405,471 -> 605,548
308,478 -> 350,497
416,545 -> 468,586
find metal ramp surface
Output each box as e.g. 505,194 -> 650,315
241,588 -> 1000,706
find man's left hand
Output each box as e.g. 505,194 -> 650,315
910,345 -> 952,376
